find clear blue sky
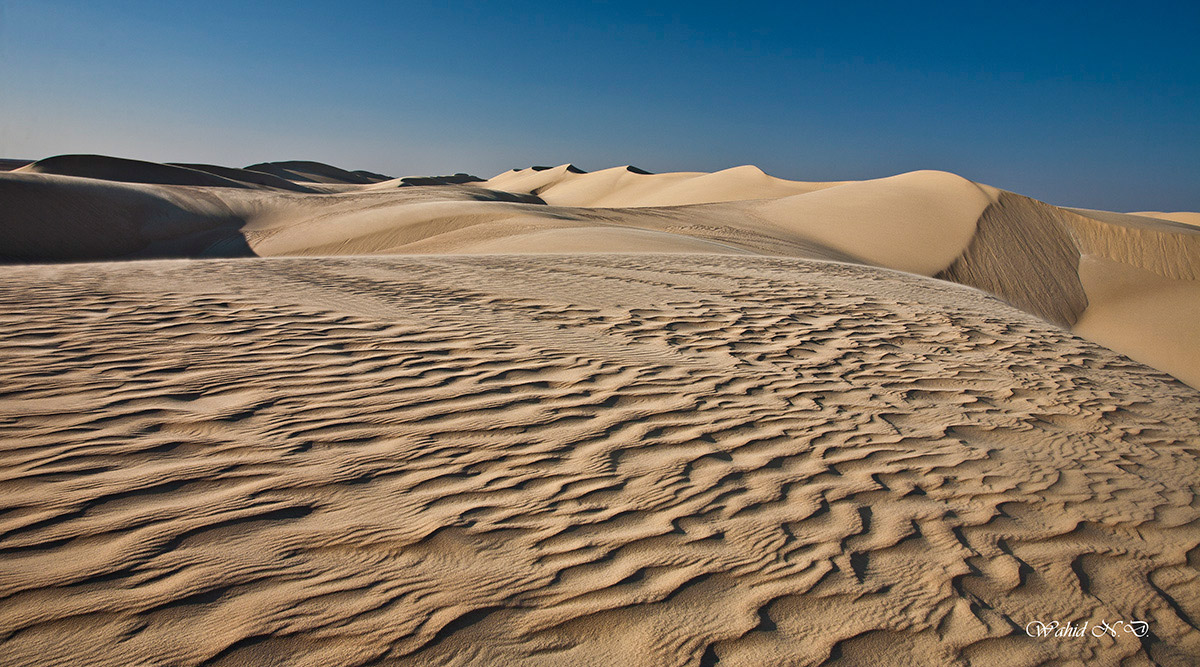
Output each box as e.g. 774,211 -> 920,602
2,1 -> 1197,211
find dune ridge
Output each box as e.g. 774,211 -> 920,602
485,164 -> 840,207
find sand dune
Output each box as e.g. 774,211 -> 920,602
2,155 -> 1196,388
389,173 -> 485,187
0,172 -> 248,261
0,255 -> 1196,666
485,164 -> 840,207
245,160 -> 391,185
169,162 -> 323,193
0,158 -> 33,172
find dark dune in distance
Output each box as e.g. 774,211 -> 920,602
244,159 -> 390,184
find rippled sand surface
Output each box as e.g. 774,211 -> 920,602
2,255 -> 1197,665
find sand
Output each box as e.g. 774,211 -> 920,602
1130,211 -> 1200,229
3,156 -> 1198,389
1,156 -> 1198,665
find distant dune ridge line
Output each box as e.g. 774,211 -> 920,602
1,153 -> 1196,387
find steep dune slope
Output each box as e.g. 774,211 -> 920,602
938,192 -> 1090,328
0,172 -> 248,261
934,193 -> 1200,383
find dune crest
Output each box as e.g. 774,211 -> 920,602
17,154 -> 256,189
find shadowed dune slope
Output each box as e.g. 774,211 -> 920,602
0,159 -> 33,171
0,255 -> 1196,666
937,192 -> 1089,328
932,194 -> 1200,382
0,173 -> 249,261
354,169 -> 395,182
396,173 -> 485,187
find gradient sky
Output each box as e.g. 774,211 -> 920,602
2,1 -> 1197,211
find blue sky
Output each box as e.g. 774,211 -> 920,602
1,1 -> 1197,211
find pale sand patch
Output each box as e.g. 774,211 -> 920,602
1075,254 -> 1200,388
749,170 -> 992,275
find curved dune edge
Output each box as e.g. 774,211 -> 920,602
0,255 -> 1196,666
749,170 -> 992,276
931,191 -> 1200,384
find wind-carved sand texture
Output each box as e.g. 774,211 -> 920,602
0,256 -> 1198,666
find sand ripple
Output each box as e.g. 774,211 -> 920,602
0,255 -> 1197,665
